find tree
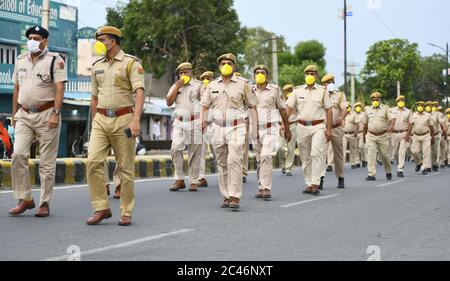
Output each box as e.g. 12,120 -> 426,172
416,54 -> 447,102
106,0 -> 243,79
361,39 -> 421,102
240,27 -> 287,78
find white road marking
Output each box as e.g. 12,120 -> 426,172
424,172 -> 441,177
41,228 -> 195,261
281,194 -> 341,208
377,179 -> 406,187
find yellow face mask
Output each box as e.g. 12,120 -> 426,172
425,106 -> 432,113
397,101 -> 405,108
180,75 -> 191,85
447,114 -> 450,119
220,64 -> 233,77
255,73 -> 267,85
347,107 -> 351,113
355,106 -> 362,113
93,41 -> 107,56
417,107 -> 424,113
432,107 -> 437,112
305,75 -> 316,86
372,101 -> 380,108
203,79 -> 210,87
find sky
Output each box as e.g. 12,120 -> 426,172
73,0 -> 449,86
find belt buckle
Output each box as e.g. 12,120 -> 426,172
29,107 -> 40,113
305,121 -> 312,126
106,109 -> 116,117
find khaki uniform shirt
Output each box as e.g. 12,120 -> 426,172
252,83 -> 285,124
284,93 -> 297,123
13,50 -> 67,108
167,80 -> 202,117
363,104 -> 393,133
286,84 -> 332,122
390,107 -> 412,131
328,91 -> 348,123
412,112 -> 432,135
343,111 -> 357,133
91,50 -> 145,110
355,112 -> 365,132
201,75 -> 258,122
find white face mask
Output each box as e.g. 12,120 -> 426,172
327,83 -> 336,92
27,39 -> 42,54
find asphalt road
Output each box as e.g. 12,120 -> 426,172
1,161 -> 450,261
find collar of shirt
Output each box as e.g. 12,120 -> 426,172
218,75 -> 238,83
302,84 -> 318,90
104,50 -> 125,63
27,49 -> 48,62
252,83 -> 270,92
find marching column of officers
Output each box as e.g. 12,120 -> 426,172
6,25 -> 450,225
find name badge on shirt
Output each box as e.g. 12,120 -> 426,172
212,91 -> 219,94
95,70 -> 105,75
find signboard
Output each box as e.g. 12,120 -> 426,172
0,0 -> 76,28
77,27 -> 96,39
0,64 -> 14,94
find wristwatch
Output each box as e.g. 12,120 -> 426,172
53,108 -> 61,116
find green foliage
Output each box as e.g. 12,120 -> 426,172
106,0 -> 243,79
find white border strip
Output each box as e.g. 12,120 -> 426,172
281,194 -> 341,208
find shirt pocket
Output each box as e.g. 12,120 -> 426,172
228,90 -> 244,109
113,68 -> 131,90
35,66 -> 53,88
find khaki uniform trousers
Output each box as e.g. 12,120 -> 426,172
411,134 -> 431,171
12,107 -> 61,207
357,132 -> 366,163
254,125 -> 280,190
440,135 -> 447,166
211,123 -> 246,199
277,123 -> 298,173
277,136 -> 287,170
390,132 -> 409,172
343,132 -> 358,165
431,135 -> 441,167
170,119 -> 201,184
242,122 -> 250,177
447,136 -> 450,162
87,113 -> 135,217
327,127 -> 345,178
297,123 -> 327,186
366,132 -> 392,177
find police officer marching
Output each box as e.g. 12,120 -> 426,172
286,65 -> 333,196
278,84 -> 298,176
201,53 -> 258,210
9,26 -> 67,217
167,62 -> 203,192
86,26 -> 145,226
389,95 -> 412,177
252,65 -> 291,200
363,92 -> 395,181
411,101 -> 434,175
343,104 -> 359,169
321,74 -> 348,189
354,102 -> 367,167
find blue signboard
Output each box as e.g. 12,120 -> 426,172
0,64 -> 14,94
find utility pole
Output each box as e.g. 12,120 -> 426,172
446,43 -> 449,107
272,37 -> 279,85
397,81 -> 401,97
42,0 -> 50,29
349,63 -> 356,106
344,0 -> 348,96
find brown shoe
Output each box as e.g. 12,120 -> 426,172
262,189 -> 272,200
310,185 -> 320,196
302,186 -> 312,194
9,199 -> 35,216
118,216 -> 132,226
229,197 -> 240,210
255,190 -> 264,199
35,202 -> 50,217
113,184 -> 121,199
170,180 -> 186,192
86,209 -> 112,225
221,198 -> 231,208
198,178 -> 208,187
106,184 -> 110,196
189,183 -> 199,192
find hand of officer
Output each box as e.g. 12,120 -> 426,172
335,118 -> 343,128
388,125 -> 394,133
201,120 -> 208,132
279,126 -> 285,137
128,119 -> 141,137
285,129 -> 292,142
325,129 -> 332,142
431,137 -> 435,145
175,79 -> 184,90
48,113 -> 60,129
404,134 -> 411,143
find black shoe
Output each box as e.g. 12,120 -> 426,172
397,171 -> 404,178
426,168 -> 432,173
351,165 -> 357,169
415,165 -> 421,172
326,166 -> 333,172
421,170 -> 428,175
319,176 -> 324,190
362,161 -> 367,168
386,173 -> 392,180
432,165 -> 438,172
445,160 -> 448,167
242,176 -> 247,183
366,176 -> 376,181
440,165 -> 445,169
337,177 -> 345,189
281,168 -> 286,175
356,164 -> 361,168
377,160 -> 382,166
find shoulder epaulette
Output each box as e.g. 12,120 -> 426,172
124,54 -> 142,63
236,76 -> 248,83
